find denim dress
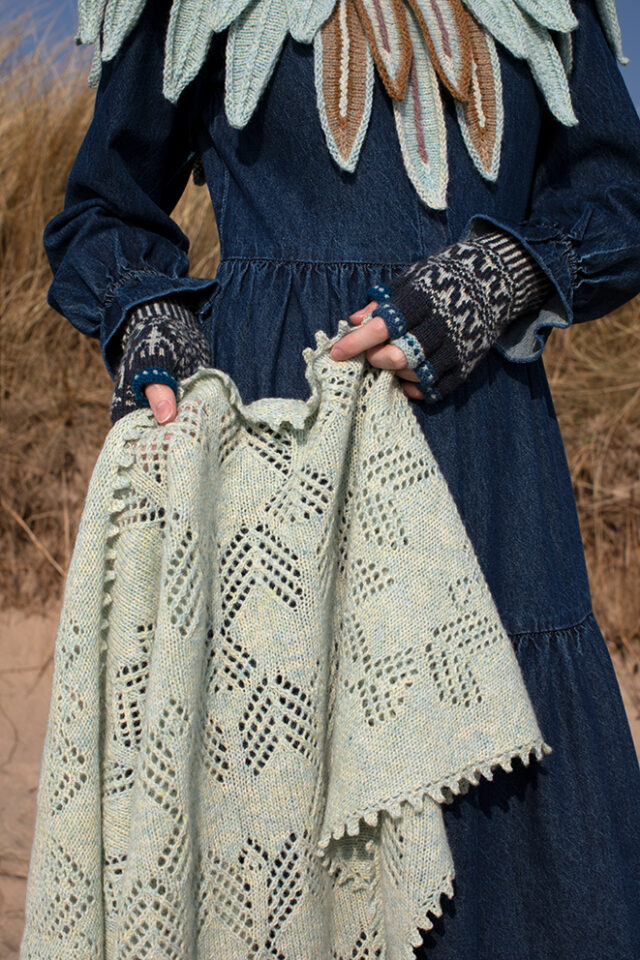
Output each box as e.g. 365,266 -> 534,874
43,0 -> 640,956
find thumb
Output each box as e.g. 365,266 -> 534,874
144,382 -> 177,424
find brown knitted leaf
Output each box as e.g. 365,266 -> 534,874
405,0 -> 472,101
455,10 -> 504,180
352,0 -> 412,100
315,0 -> 375,171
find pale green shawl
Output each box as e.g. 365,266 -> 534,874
20,321 -> 551,960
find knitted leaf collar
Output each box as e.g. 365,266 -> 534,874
76,0 -> 627,210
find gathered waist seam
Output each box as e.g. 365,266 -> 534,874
218,255 -> 417,268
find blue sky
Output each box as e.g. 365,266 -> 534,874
3,0 -> 640,112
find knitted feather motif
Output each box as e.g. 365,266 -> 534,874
76,0 -> 108,44
351,0 -> 412,99
456,13 -> 503,180
594,0 -> 628,64
207,0 -> 259,30
100,0 -> 148,60
406,0 -> 471,101
460,0 -> 576,124
163,0 -> 221,103
394,5 -> 448,210
314,0 -> 375,171
286,0 -> 337,42
225,0 -> 290,128
512,0 -> 577,32
76,0 -> 628,209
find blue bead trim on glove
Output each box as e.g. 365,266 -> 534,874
131,368 -> 179,407
366,283 -> 393,302
415,361 -> 439,392
371,300 -> 407,338
390,331 -> 425,371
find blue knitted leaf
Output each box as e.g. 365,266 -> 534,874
594,0 -> 629,65
225,0 -> 289,128
512,0 -> 577,33
393,6 -> 448,210
286,0 -> 336,43
100,0 -> 148,61
163,0 -> 218,103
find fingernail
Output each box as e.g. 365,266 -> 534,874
157,401 -> 172,422
332,348 -> 345,360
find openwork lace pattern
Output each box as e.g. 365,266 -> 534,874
20,320 -> 551,960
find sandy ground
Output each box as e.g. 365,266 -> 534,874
1,606 -> 639,959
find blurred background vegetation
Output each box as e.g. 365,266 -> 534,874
1,25 -> 639,692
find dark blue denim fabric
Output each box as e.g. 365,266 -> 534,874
43,0 -> 640,955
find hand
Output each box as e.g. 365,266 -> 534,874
110,299 -> 212,425
330,301 -> 426,401
143,382 -> 178,424
331,230 -> 552,404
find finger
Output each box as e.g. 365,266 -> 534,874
348,300 -> 378,324
394,367 -> 420,382
365,341 -> 411,371
401,381 -> 425,400
144,382 -> 177,424
330,314 -> 390,360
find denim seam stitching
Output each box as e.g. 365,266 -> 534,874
507,608 -> 594,641
219,257 -> 418,268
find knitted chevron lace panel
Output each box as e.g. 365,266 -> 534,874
77,0 -> 627,210
20,320 -> 551,960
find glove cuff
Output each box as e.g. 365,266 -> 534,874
379,230 -> 552,334
474,230 -> 552,319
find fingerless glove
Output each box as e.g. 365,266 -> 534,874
366,230 -> 553,402
110,299 -> 212,424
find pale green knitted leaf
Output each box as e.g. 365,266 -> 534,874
461,0 -> 576,126
393,7 -> 448,210
286,0 -> 337,43
77,0 -> 108,43
556,30 -> 573,76
163,0 -> 218,103
460,0 -> 529,59
225,0 -> 289,128
87,34 -> 103,87
524,14 -> 577,125
512,0 -> 577,33
206,0 -> 257,31
595,0 -> 629,64
100,0 -> 149,61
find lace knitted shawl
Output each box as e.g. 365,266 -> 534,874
21,322 -> 551,960
76,0 -> 626,209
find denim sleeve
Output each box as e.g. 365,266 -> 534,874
464,0 -> 640,364
42,0 -> 218,381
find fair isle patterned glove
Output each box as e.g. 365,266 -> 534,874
109,299 -> 212,424
366,230 -> 552,403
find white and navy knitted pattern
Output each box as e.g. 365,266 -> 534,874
367,230 -> 552,402
110,299 -> 212,424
